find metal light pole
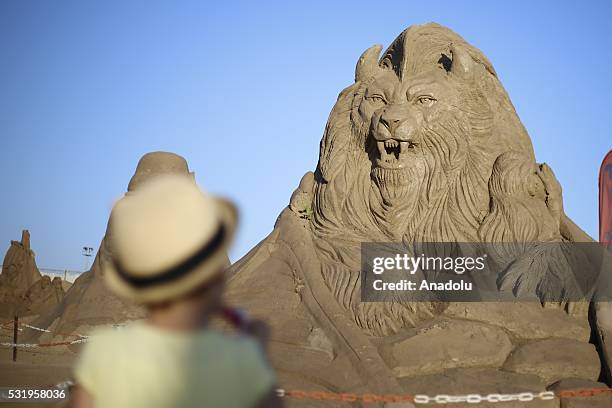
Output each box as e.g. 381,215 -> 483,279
82,246 -> 94,272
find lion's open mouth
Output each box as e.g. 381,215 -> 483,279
370,137 -> 424,194
375,139 -> 412,169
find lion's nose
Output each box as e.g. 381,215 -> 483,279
380,117 -> 401,135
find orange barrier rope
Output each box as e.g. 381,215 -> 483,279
558,388 -> 612,398
0,338 -> 87,348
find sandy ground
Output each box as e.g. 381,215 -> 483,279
0,361 -> 73,386
0,347 -> 75,408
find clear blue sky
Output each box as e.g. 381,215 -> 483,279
1,1 -> 610,271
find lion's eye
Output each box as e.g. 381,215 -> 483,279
417,96 -> 437,106
367,95 -> 386,104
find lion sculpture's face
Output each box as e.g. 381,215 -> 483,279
365,68 -> 466,216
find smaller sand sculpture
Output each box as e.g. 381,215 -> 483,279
0,230 -> 65,318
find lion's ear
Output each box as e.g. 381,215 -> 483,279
355,44 -> 383,82
449,43 -> 475,81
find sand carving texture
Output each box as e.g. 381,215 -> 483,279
0,230 -> 64,318
226,23 -> 609,407
24,152 -> 205,342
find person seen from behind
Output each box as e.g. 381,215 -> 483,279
70,175 -> 282,408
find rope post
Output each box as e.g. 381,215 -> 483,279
64,270 -> 67,281
12,315 -> 18,362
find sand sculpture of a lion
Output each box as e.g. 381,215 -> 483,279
226,23 -> 611,407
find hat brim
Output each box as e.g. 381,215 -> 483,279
104,197 -> 237,305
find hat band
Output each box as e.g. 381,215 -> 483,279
114,224 -> 226,288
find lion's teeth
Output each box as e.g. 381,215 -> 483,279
385,139 -> 399,148
400,141 -> 409,152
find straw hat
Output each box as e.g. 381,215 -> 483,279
104,174 -> 237,304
